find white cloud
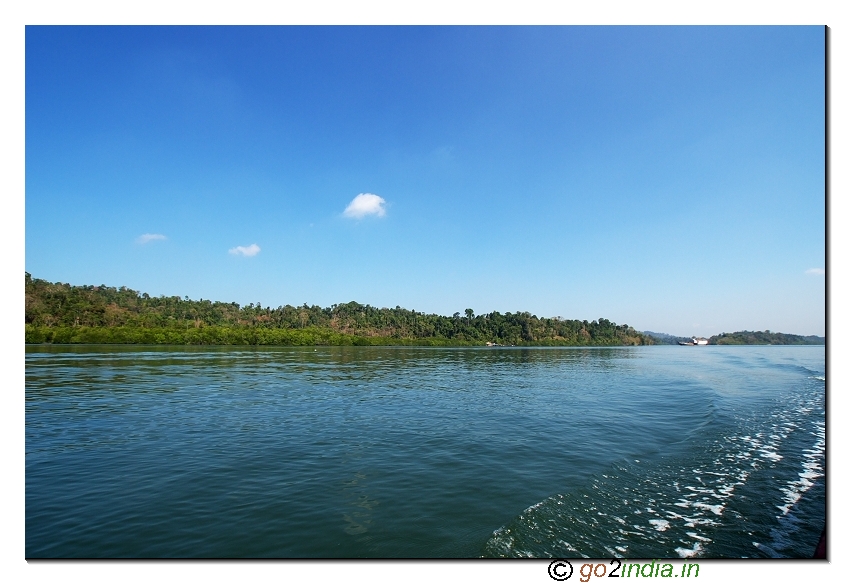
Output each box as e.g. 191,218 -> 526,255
343,193 -> 386,219
805,268 -> 825,276
136,233 -> 167,244
229,243 -> 261,257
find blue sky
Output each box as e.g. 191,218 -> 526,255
25,26 -> 825,337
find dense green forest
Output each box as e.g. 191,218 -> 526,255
708,330 -> 825,345
25,273 -> 654,346
641,331 -> 693,345
645,330 -> 825,345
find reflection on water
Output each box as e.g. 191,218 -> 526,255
341,471 -> 377,535
26,345 -> 824,557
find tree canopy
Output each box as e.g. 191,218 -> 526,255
25,273 -> 654,346
709,330 -> 824,345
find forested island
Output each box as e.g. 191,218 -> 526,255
709,331 -> 825,345
644,330 -> 824,345
25,274 -> 653,346
642,331 -> 693,345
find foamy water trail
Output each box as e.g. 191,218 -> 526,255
753,412 -> 825,558
484,379 -> 825,558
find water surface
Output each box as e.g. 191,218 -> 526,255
26,345 -> 825,558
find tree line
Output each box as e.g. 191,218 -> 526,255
25,273 -> 654,346
709,330 -> 825,345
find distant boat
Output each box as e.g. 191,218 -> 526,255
679,337 -> 708,346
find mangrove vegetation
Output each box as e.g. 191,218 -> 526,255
709,330 -> 825,345
25,273 -> 654,346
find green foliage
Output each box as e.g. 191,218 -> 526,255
25,273 -> 655,346
709,330 -> 825,345
641,331 -> 693,345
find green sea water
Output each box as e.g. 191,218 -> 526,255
25,345 -> 825,558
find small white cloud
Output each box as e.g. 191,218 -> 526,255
136,233 -> 167,244
229,243 -> 261,257
343,193 -> 386,219
805,268 -> 825,276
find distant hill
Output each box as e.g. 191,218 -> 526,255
642,331 -> 693,345
644,329 -> 825,346
709,331 -> 825,345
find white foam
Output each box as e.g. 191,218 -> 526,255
775,429 -> 825,517
759,450 -> 783,461
717,484 -> 736,497
753,541 -> 782,558
486,388 -> 824,559
556,539 -> 579,552
693,502 -> 724,516
686,532 -> 712,542
675,542 -> 703,558
526,500 -> 546,511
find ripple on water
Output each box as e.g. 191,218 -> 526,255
26,345 -> 825,558
483,381 -> 825,559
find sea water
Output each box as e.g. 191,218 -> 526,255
25,345 -> 825,558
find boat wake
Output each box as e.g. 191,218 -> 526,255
483,380 -> 825,558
